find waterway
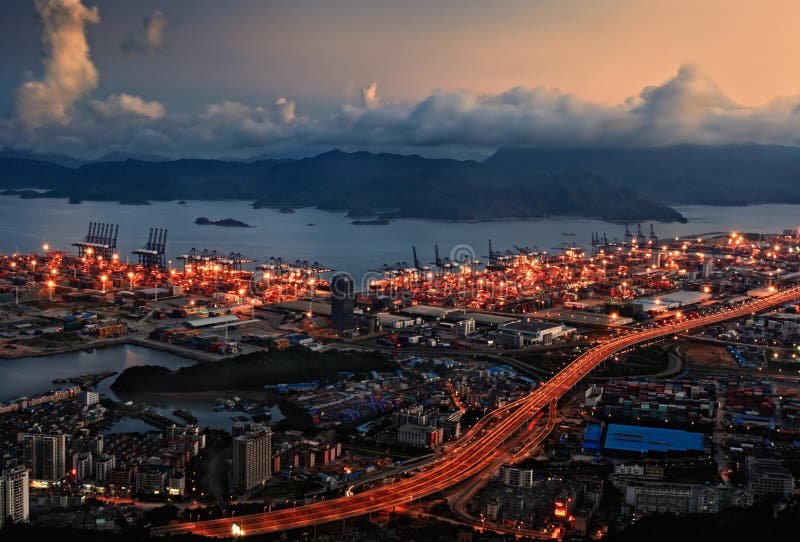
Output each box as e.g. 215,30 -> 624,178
0,344 -> 284,431
0,196 -> 798,280
0,197 -> 799,431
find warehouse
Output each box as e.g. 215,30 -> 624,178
184,314 -> 240,328
636,290 -> 712,313
604,423 -> 705,454
493,318 -> 575,348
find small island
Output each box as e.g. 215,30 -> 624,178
352,219 -> 391,225
194,217 -> 254,228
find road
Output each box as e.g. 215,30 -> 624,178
153,284 -> 800,538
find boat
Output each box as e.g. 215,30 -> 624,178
562,232 -> 576,236
352,219 -> 390,226
279,208 -> 296,214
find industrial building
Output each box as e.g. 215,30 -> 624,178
493,319 -> 575,348
603,424 -> 705,454
635,290 -> 712,314
624,481 -> 749,515
746,458 -> 794,498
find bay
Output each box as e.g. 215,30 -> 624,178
0,196 -> 798,281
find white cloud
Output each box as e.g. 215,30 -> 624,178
121,10 -> 167,56
89,93 -> 165,119
272,98 -> 296,124
9,53 -> 800,157
16,0 -> 100,129
360,82 -> 380,110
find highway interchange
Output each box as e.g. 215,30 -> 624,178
153,284 -> 800,538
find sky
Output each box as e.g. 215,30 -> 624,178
2,0 -> 800,159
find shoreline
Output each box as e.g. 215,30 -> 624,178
0,335 -> 131,360
1,194 -> 687,224
0,334 -> 240,364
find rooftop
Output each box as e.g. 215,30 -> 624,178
604,423 -> 704,453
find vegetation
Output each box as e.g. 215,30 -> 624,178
111,346 -> 394,392
0,149 -> 685,222
593,345 -> 671,377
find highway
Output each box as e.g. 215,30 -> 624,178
153,284 -> 800,538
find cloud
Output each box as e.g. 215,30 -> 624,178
360,82 -> 380,110
88,93 -> 165,119
8,61 -> 800,158
121,10 -> 167,56
16,0 -> 100,130
272,98 -> 296,124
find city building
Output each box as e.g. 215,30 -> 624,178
747,458 -> 794,498
0,465 -> 29,527
167,472 -> 186,496
79,391 -> 100,407
232,427 -> 272,492
624,481 -> 750,515
397,424 -> 443,448
499,465 -> 535,489
165,424 -> 205,458
135,467 -> 167,494
94,454 -> 116,483
330,273 -> 356,336
438,411 -> 462,440
23,433 -> 67,481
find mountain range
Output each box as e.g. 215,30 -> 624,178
1,143 -> 798,222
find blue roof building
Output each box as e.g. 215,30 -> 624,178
604,423 -> 704,453
583,423 -> 603,451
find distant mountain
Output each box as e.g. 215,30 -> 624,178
0,148 -> 84,168
93,151 -> 171,163
0,158 -> 74,189
486,144 -> 800,205
0,149 -> 687,222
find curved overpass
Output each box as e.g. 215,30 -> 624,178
154,285 -> 800,538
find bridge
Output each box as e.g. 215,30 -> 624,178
153,284 -> 800,538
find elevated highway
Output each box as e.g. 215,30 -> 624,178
154,285 -> 800,538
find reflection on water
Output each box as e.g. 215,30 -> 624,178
0,197 -> 799,280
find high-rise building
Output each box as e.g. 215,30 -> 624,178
330,273 -> 356,336
232,427 -> 272,492
94,454 -> 116,483
23,433 -> 67,481
42,434 -> 67,481
0,465 -> 29,527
